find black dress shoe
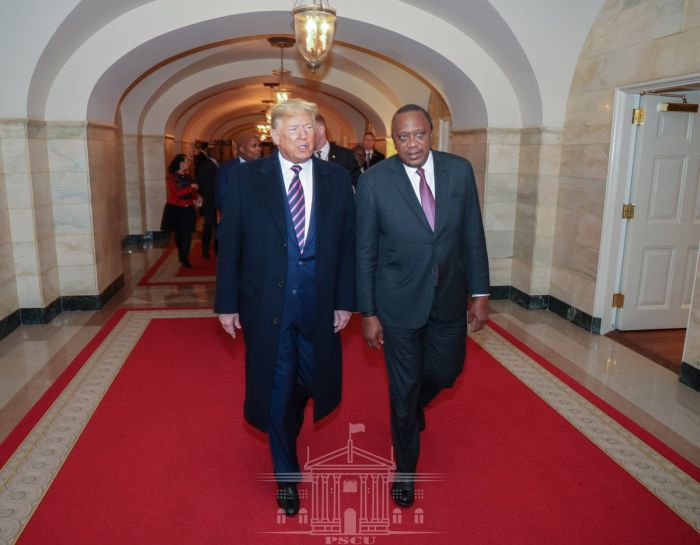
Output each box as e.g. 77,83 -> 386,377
202,253 -> 210,259
391,481 -> 414,508
180,259 -> 193,268
276,483 -> 300,516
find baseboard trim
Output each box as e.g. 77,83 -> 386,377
489,285 -> 602,334
121,231 -> 169,247
0,274 -> 125,341
680,362 -> 700,392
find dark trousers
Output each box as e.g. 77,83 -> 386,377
174,207 -> 195,263
201,202 -> 217,256
383,312 -> 467,476
268,323 -> 313,483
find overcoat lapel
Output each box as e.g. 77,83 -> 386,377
259,152 -> 287,241
312,156 -> 332,236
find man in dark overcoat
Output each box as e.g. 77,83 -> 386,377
215,99 -> 356,517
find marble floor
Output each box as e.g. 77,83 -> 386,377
1,244 -> 699,468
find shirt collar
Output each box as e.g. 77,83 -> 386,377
278,151 -> 313,172
402,150 -> 434,178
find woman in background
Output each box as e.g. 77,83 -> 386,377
161,154 -> 200,267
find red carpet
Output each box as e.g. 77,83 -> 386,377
3,312 -> 698,545
175,243 -> 217,277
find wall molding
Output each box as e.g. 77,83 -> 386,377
0,275 -> 125,341
680,363 -> 700,392
490,285 -> 602,334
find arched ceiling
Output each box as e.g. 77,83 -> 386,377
0,0 -> 607,141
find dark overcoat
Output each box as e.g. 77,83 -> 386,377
215,152 -> 356,432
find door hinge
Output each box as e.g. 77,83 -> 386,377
622,203 -> 635,220
632,107 -> 646,125
612,293 -> 625,308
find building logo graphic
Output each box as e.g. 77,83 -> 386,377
261,423 -> 441,543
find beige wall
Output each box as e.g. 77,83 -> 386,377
554,0 -> 700,315
0,124 -> 19,321
513,129 -> 562,296
87,123 -> 126,292
451,129 -> 519,288
48,122 -> 98,297
141,135 -> 167,232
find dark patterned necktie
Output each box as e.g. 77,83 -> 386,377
417,167 -> 435,231
288,165 -> 305,250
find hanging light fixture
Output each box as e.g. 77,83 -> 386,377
292,0 -> 337,72
268,37 -> 295,103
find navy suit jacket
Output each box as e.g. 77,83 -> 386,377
215,152 -> 356,431
356,151 -> 489,329
328,143 -> 361,188
215,157 -> 242,211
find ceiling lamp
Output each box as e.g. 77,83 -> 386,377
292,0 -> 337,72
268,37 -> 295,103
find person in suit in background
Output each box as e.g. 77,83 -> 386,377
215,132 -> 262,211
362,131 -> 385,170
356,104 -> 490,508
215,99 -> 356,517
313,114 -> 361,189
352,144 -> 366,174
195,143 -> 219,258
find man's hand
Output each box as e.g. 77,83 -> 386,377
219,313 -> 242,339
362,316 -> 384,349
468,296 -> 489,333
333,310 -> 352,333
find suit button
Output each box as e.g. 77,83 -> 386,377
292,289 -> 297,295
272,318 -> 279,325
283,243 -> 287,248
277,281 -> 284,288
298,260 -> 303,266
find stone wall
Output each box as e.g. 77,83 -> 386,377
554,0 -> 700,315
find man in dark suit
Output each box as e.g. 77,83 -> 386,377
356,104 -> 490,508
362,131 -> 385,170
214,132 -> 262,211
194,144 -> 218,258
215,99 -> 356,517
313,114 -> 361,188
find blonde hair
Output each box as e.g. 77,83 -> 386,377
271,99 -> 318,129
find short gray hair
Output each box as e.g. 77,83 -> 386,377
271,99 -> 318,129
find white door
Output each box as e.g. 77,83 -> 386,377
616,91 -> 700,330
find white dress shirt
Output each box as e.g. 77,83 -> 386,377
402,151 -> 436,202
279,153 -> 314,246
316,141 -> 330,161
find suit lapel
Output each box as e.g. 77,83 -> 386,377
389,156 -> 433,232
313,156 -> 331,236
259,153 -> 287,241
433,151 -> 450,235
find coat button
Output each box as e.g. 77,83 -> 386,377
277,281 -> 284,287
272,318 -> 279,325
283,242 -> 287,248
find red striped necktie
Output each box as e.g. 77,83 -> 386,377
288,165 -> 305,250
